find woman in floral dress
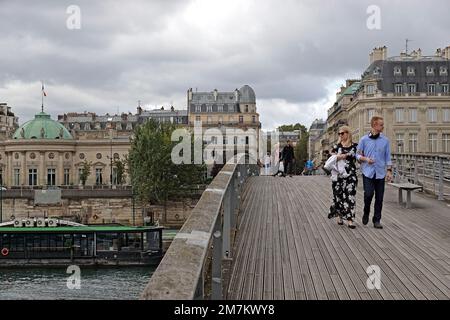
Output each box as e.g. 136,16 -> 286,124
328,126 -> 358,229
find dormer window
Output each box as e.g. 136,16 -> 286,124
366,84 -> 375,94
407,67 -> 415,76
440,66 -> 448,76
373,67 -> 380,75
393,66 -> 402,76
426,66 -> 435,76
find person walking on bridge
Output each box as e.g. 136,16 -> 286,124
281,140 -> 295,177
327,126 -> 358,229
356,116 -> 393,229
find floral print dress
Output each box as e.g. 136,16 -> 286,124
328,143 -> 358,221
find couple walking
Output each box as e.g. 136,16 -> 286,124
327,116 -> 393,229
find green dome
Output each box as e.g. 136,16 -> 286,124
13,112 -> 73,140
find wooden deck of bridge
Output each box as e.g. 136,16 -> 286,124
227,175 -> 450,300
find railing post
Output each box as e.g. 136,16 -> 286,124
438,157 -> 444,201
223,187 -> 231,259
212,222 -> 223,300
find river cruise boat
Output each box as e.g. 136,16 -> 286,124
0,218 -> 163,267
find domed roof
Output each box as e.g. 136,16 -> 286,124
239,85 -> 256,103
12,112 -> 73,140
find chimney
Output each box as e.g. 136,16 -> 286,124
417,48 -> 422,58
213,89 -> 218,101
187,88 -> 193,101
435,48 -> 442,57
369,46 -> 387,64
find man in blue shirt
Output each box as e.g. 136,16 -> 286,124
356,116 -> 393,229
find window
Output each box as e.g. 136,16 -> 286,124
395,133 -> 404,153
0,168 -> 2,186
443,134 -> 450,153
29,169 -> 38,186
47,168 -> 56,186
195,105 -> 200,113
409,108 -> 417,122
395,84 -> 403,94
14,169 -> 20,186
252,115 -> 256,123
428,133 -> 438,153
218,105 -> 223,112
207,105 -> 212,112
426,66 -> 435,76
367,109 -> 375,123
239,116 -> 244,123
78,168 -> 83,184
64,169 -> 70,185
395,108 -> 404,122
407,67 -> 415,76
444,108 -> 450,122
95,168 -> 103,185
428,84 -> 436,94
245,105 -> 249,112
408,84 -> 416,93
428,108 -> 437,122
366,85 -> 375,94
195,116 -> 201,122
442,84 -> 449,94
394,66 -> 402,76
440,66 -> 448,76
207,116 -> 212,124
373,67 -> 380,75
409,133 -> 418,153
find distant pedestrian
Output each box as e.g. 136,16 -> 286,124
356,116 -> 392,229
305,159 -> 314,175
327,126 -> 358,229
264,152 -> 272,175
281,140 -> 295,177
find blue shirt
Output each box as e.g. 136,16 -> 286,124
356,134 -> 392,179
306,160 -> 314,169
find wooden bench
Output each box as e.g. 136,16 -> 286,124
388,182 -> 423,209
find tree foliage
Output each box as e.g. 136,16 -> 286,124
79,160 -> 92,186
128,119 -> 206,221
113,158 -> 127,185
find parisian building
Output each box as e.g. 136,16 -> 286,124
348,46 -> 450,154
187,85 -> 262,164
318,45 -> 450,156
0,105 -> 188,188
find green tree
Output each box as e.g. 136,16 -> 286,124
113,158 -> 127,185
128,119 -> 206,223
294,128 -> 309,175
79,160 -> 92,186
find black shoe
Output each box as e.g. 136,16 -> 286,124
373,222 -> 383,229
362,214 -> 369,225
348,223 -> 356,229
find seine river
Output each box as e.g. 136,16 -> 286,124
0,266 -> 155,300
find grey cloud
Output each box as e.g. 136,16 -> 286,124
1,0 -> 450,129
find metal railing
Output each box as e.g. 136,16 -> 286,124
391,153 -> 450,201
140,154 -> 259,300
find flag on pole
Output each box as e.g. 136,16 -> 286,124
42,83 -> 47,96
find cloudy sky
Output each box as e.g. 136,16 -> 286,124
1,0 -> 450,130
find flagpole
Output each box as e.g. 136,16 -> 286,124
41,80 -> 44,113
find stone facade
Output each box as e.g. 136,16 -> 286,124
317,46 -> 450,156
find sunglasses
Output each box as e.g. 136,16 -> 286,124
338,132 -> 347,135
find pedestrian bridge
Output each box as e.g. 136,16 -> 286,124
142,160 -> 450,300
